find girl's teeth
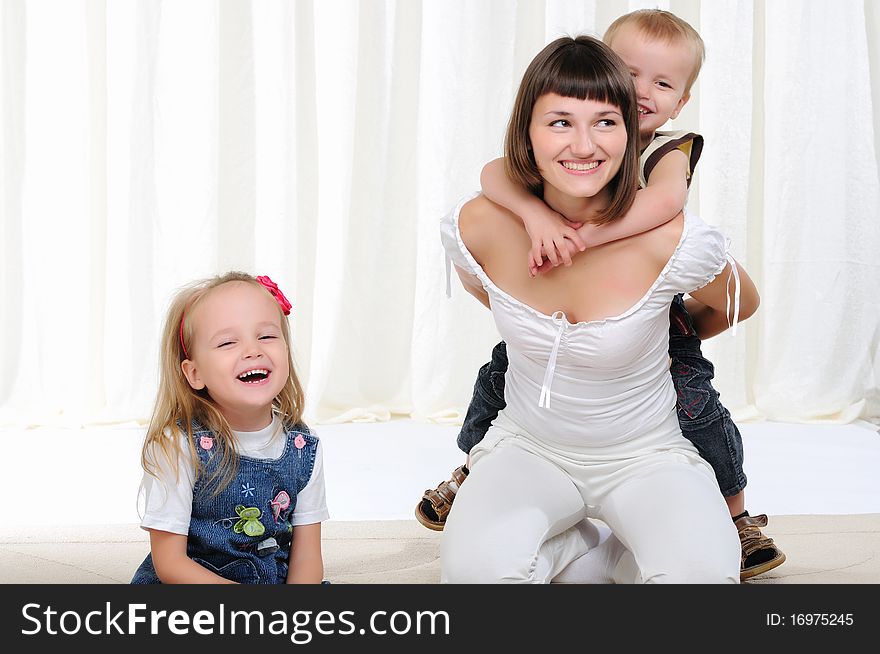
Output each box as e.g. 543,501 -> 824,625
238,369 -> 269,382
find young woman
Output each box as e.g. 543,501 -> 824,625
439,36 -> 758,583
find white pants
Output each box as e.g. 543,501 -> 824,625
441,412 -> 740,584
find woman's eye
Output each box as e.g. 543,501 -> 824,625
597,119 -> 616,128
550,119 -> 570,127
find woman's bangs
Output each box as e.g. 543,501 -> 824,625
537,52 -> 627,109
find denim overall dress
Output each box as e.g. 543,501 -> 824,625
131,420 -> 318,584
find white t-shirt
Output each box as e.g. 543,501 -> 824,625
139,416 -> 329,535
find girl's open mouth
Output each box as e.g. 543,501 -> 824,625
237,369 -> 271,384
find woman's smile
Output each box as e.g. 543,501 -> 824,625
528,93 -> 627,216
559,159 -> 603,174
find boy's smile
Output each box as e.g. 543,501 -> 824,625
607,24 -> 695,147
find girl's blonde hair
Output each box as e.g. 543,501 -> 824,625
141,271 -> 305,495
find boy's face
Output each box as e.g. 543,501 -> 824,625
608,24 -> 695,143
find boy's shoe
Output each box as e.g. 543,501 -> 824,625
736,513 -> 786,580
415,465 -> 469,531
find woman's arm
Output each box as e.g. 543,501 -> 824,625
149,529 -> 237,584
455,265 -> 490,309
286,523 -> 324,584
455,198 -> 497,309
687,259 -> 760,339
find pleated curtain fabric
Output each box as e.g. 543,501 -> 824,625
1,0 -> 878,427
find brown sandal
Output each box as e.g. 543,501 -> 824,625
415,465 -> 469,531
736,513 -> 786,580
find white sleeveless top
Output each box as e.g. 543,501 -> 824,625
441,193 -> 736,451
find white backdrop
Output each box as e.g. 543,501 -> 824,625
1,0 -> 879,427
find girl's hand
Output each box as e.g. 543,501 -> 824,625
523,208 -> 586,277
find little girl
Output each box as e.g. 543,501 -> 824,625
131,272 -> 328,584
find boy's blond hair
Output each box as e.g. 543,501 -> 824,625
603,9 -> 705,94
142,271 -> 305,496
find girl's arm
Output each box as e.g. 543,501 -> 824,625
687,259 -> 760,338
149,529 -> 237,584
576,148 -> 690,248
142,441 -> 234,583
481,158 -> 585,274
286,523 -> 324,584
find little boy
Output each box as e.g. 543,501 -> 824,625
418,9 -> 785,581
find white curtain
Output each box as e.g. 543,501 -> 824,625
1,0 -> 878,427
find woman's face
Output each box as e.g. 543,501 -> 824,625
528,93 -> 628,204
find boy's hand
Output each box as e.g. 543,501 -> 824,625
532,237 -> 583,276
523,208 -> 586,277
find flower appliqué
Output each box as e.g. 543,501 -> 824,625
294,435 -> 306,449
241,483 -> 256,498
269,490 -> 291,523
232,505 -> 265,537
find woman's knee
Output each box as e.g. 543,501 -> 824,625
639,540 -> 739,584
643,563 -> 738,584
441,551 -> 535,583
441,538 -> 537,583
441,515 -> 541,583
614,459 -> 740,583
440,440 -> 586,583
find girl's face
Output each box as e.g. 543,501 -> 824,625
181,281 -> 290,431
528,93 -> 628,210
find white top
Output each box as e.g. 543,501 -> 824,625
139,416 -> 329,535
441,194 -> 734,452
